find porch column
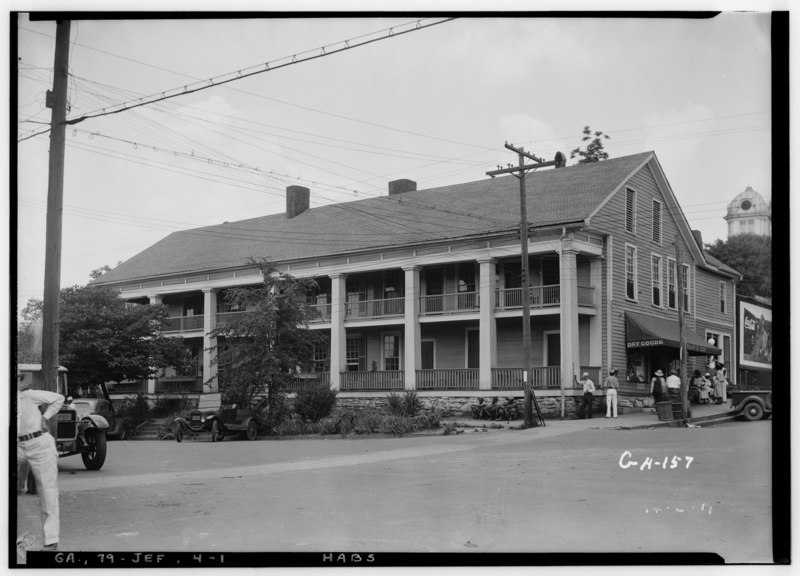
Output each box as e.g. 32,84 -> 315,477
147,294 -> 163,394
329,273 -> 348,390
559,236 -> 580,390
403,266 -> 421,390
589,257 -> 603,369
202,288 -> 218,393
478,258 -> 497,390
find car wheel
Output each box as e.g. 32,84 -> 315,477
743,401 -> 764,421
81,429 -> 108,470
211,420 -> 219,442
246,421 -> 258,441
175,424 -> 184,443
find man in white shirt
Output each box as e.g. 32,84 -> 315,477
579,372 -> 596,419
17,373 -> 64,551
666,370 -> 682,402
603,369 -> 620,418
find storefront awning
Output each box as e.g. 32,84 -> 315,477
625,312 -> 721,356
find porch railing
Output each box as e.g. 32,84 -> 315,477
216,310 -> 248,327
285,372 -> 331,391
155,377 -> 204,394
345,297 -> 405,320
419,291 -> 478,315
340,371 -> 405,391
309,303 -> 332,322
495,284 -> 595,310
492,367 -> 561,389
415,369 -> 479,390
163,315 -> 204,333
106,380 -> 148,395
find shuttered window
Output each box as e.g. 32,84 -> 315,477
652,199 -> 662,244
625,188 -> 636,233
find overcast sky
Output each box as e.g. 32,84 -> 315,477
15,9 -> 778,310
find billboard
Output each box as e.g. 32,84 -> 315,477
739,300 -> 772,370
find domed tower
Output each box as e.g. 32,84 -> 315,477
725,186 -> 771,238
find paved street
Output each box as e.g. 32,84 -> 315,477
16,412 -> 773,565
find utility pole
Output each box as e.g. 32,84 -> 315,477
487,144 -> 566,428
675,234 -> 689,419
40,19 -> 71,393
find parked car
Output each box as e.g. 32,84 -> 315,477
730,389 -> 772,421
173,393 -> 266,442
18,364 -> 110,470
69,397 -> 127,440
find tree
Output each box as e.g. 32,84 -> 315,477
16,284 -> 185,392
210,260 -> 321,431
570,125 -> 611,164
706,233 -> 772,299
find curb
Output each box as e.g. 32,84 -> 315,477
619,410 -> 739,430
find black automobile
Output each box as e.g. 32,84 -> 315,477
173,393 -> 224,442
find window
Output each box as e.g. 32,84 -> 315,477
625,188 -> 636,234
625,245 -> 637,300
682,264 -> 691,313
667,259 -> 677,309
651,254 -> 662,307
383,333 -> 400,371
719,282 -> 727,314
458,262 -> 476,292
652,199 -> 662,244
421,340 -> 435,370
313,339 -> 330,372
346,335 -> 366,371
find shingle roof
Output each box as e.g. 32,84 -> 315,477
93,151 -> 654,285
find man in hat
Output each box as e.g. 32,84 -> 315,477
16,372 -> 64,551
650,369 -> 667,403
578,371 -> 596,419
603,369 -> 619,418
666,369 -> 682,402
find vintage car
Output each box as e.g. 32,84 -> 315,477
730,389 -> 772,421
173,394 -> 266,442
19,364 -> 110,470
69,396 -> 127,440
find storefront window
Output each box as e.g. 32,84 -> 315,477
626,350 -> 647,383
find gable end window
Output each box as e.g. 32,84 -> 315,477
625,244 -> 638,300
720,282 -> 727,314
625,188 -> 636,234
682,264 -> 691,313
652,199 -> 662,244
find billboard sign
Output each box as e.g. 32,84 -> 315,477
739,300 -> 772,370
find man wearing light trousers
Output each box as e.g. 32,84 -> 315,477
17,374 -> 64,551
603,369 -> 619,418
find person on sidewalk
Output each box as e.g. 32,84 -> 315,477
714,362 -> 729,404
603,369 -> 619,418
666,370 -> 682,402
17,372 -> 64,552
650,369 -> 668,403
579,372 -> 596,419
699,373 -> 713,405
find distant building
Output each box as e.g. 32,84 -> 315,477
725,186 -> 771,238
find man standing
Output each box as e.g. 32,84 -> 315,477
579,372 -> 595,419
666,370 -> 682,402
17,373 -> 64,551
603,369 -> 619,418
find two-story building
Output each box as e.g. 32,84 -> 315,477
92,151 -> 740,416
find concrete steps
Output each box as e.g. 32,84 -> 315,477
130,420 -> 162,440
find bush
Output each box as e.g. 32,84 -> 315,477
386,391 -> 422,417
293,383 -> 338,423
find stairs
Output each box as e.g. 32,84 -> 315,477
130,420 -> 162,440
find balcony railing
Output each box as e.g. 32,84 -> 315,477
346,297 -> 405,320
106,380 -> 148,395
216,310 -> 249,327
340,371 -> 405,391
309,303 -> 332,322
155,376 -> 204,394
163,315 -> 204,333
492,367 -> 561,389
415,369 -> 479,390
495,284 -> 595,310
420,291 -> 478,315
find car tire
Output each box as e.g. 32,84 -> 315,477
81,429 -> 108,470
175,424 -> 184,443
246,421 -> 258,441
211,420 -> 219,442
743,401 -> 764,421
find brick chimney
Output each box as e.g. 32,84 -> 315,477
388,179 -> 417,196
286,185 -> 310,218
692,229 -> 703,249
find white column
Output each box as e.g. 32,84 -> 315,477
478,258 -> 497,390
560,237 -> 580,390
329,273 -> 348,390
403,266 -> 421,390
203,288 -> 218,393
147,294 -> 163,394
147,293 -> 163,305
589,257 -> 603,368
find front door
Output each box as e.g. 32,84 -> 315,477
546,333 -> 561,366
421,341 -> 435,370
467,329 -> 480,369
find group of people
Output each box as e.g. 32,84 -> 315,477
649,363 -> 729,405
578,369 -> 619,419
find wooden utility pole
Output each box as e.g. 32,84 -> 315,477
675,234 -> 689,419
487,145 -> 566,428
40,19 -> 71,392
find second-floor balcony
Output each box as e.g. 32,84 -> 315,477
496,284 -> 594,310
163,315 -> 204,333
420,291 -> 478,316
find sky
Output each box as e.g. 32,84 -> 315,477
14,7 -> 780,313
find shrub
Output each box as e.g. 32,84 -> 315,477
273,418 -> 312,437
293,383 -> 338,423
386,390 -> 422,417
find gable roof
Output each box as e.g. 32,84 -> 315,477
94,151 -> 656,285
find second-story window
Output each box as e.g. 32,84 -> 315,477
651,254 -> 662,307
625,244 -> 637,300
682,264 -> 691,313
667,259 -> 677,310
